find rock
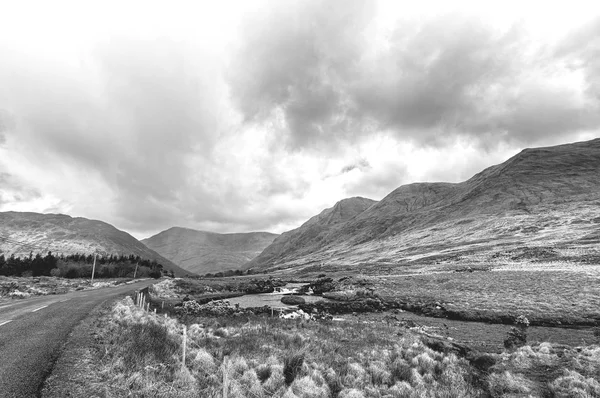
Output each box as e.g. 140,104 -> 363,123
281,295 -> 306,305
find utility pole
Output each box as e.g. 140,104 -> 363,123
91,253 -> 97,283
133,262 -> 139,279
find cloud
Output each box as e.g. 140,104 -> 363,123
556,16 -> 600,103
0,172 -> 42,206
0,37 -> 233,233
1,3 -> 599,238
341,159 -> 371,174
227,0 -> 375,150
0,109 -> 16,145
229,7 -> 600,149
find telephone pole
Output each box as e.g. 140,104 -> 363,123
91,253 -> 97,283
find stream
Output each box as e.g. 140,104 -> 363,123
227,283 -> 330,309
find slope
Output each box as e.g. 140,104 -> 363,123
245,197 -> 377,270
250,138 -> 600,272
0,212 -> 189,276
142,227 -> 278,274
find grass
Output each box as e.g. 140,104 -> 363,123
487,343 -> 600,397
0,275 -> 134,300
44,297 -> 484,397
43,296 -> 600,397
374,269 -> 600,326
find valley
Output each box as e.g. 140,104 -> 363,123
1,138 -> 599,397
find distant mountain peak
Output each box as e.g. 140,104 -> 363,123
142,227 -> 278,274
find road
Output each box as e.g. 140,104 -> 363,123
0,280 -> 155,398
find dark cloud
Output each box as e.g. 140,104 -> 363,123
229,8 -> 600,149
228,0 -> 375,149
341,159 -> 370,174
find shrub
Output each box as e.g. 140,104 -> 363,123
504,315 -> 529,350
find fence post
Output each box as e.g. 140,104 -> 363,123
223,355 -> 229,398
182,325 -> 187,370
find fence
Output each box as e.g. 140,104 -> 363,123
134,287 -> 151,312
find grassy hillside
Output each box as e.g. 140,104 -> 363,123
0,212 -> 189,276
246,197 -> 376,270
142,227 -> 278,274
250,139 -> 600,272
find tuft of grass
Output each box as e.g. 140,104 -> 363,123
256,364 -> 272,384
283,351 -> 305,386
120,322 -> 180,368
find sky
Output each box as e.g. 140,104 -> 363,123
0,0 -> 599,239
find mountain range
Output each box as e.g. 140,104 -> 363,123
142,227 -> 278,275
1,139 -> 598,276
247,138 -> 600,273
0,212 -> 189,276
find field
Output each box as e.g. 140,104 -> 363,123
42,295 -> 600,397
373,269 -> 600,326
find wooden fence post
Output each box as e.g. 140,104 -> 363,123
182,325 -> 187,370
223,355 -> 229,398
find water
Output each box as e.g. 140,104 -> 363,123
227,283 -> 330,309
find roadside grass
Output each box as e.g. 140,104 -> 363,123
375,270 -> 600,325
45,297 -> 600,397
0,275 -> 134,300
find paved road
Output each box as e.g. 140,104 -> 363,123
0,280 -> 155,398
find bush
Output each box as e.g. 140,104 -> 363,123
504,315 -> 529,350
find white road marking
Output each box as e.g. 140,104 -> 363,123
59,298 -> 71,302
0,320 -> 13,326
31,305 -> 48,312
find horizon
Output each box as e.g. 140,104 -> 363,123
1,0 -> 599,239
2,135 -> 597,240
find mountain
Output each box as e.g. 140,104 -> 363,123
245,197 -> 377,270
249,138 -> 600,272
141,227 -> 279,274
0,212 -> 189,276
